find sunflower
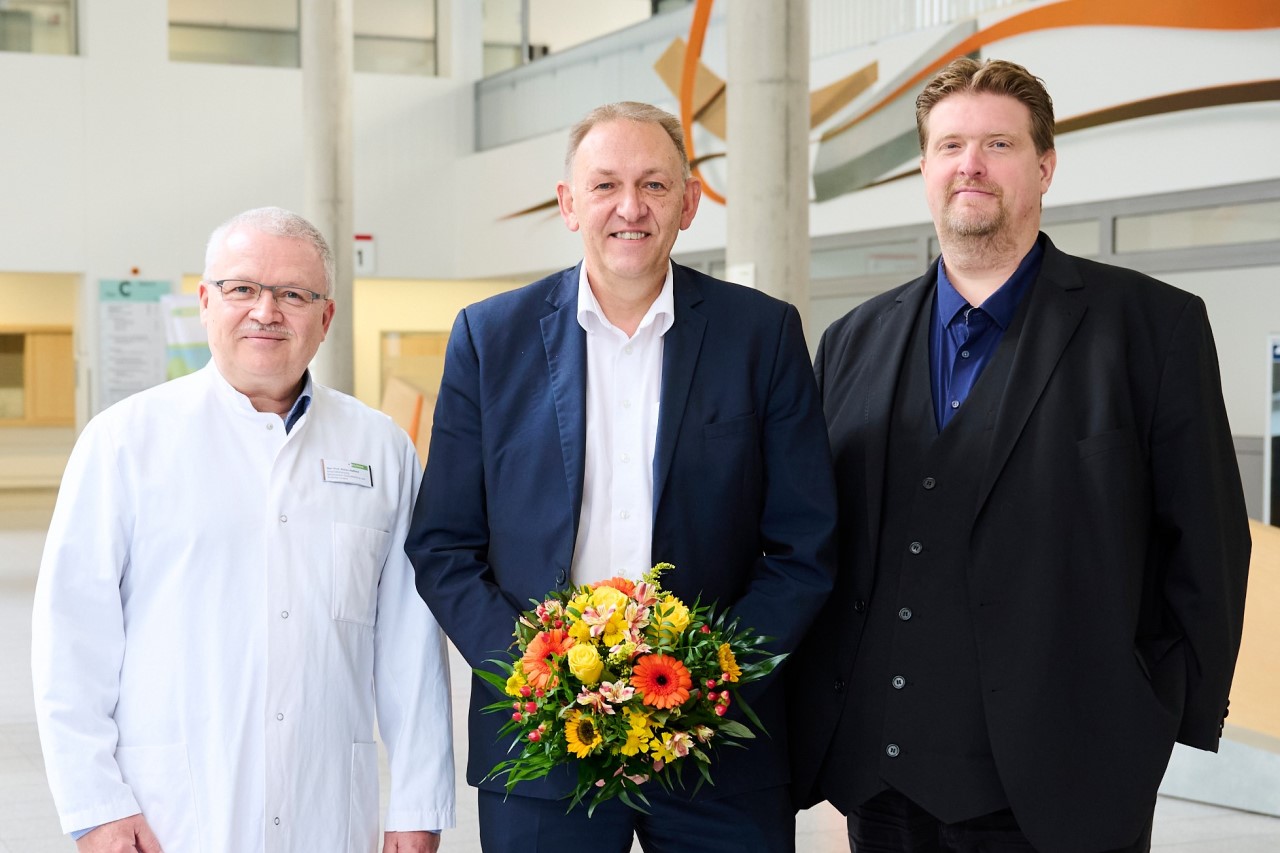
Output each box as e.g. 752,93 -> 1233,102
717,643 -> 741,682
631,653 -> 693,709
564,710 -> 604,758
521,628 -> 574,689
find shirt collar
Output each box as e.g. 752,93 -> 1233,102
936,236 -> 1045,330
284,371 -> 314,433
575,260 -> 676,338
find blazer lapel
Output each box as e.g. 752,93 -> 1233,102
541,267 -> 588,534
653,267 -> 707,518
861,272 -> 934,564
974,241 -> 1087,516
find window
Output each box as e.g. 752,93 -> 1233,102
0,0 -> 76,55
1115,200 -> 1280,254
168,0 -> 438,75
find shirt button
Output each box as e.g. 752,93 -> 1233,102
960,350 -> 970,358
281,611 -> 289,619
274,817 -> 281,826
950,400 -> 960,409
624,345 -> 634,355
266,423 -> 275,430
276,712 -> 284,721
619,510 -> 630,520
922,477 -> 936,490
898,607 -> 913,621
279,515 -> 287,523
622,399 -> 632,409
886,743 -> 901,758
892,675 -> 906,689
620,452 -> 630,463
909,541 -> 923,555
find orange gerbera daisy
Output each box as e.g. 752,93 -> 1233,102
592,576 -> 636,596
521,628 -> 575,689
631,653 -> 692,709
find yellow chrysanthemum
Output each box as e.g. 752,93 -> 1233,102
717,643 -> 741,683
564,710 -> 603,758
621,726 -> 651,756
567,617 -> 593,643
504,669 -> 527,697
649,736 -> 678,764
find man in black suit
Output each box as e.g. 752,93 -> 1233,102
790,57 -> 1251,853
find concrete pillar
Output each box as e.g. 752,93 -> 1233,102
725,0 -> 811,333
301,0 -> 355,394
436,0 -> 485,82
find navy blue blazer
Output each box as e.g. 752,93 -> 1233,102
407,261 -> 837,800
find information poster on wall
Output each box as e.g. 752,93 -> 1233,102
160,293 -> 210,380
98,279 -> 171,411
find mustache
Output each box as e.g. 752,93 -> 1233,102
948,180 -> 1001,196
237,322 -> 294,337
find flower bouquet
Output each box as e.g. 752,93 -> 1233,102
475,562 -> 785,813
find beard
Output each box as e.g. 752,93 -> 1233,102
941,182 -> 1006,239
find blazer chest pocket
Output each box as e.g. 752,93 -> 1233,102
332,523 -> 391,627
1076,427 -> 1135,460
703,412 -> 757,441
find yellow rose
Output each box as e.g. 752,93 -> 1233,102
567,642 -> 604,685
651,597 -> 690,644
590,585 -> 629,612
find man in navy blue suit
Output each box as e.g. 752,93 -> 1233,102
406,101 -> 837,852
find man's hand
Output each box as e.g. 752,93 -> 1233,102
383,830 -> 440,853
76,814 -> 163,853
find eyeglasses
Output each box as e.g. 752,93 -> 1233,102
209,279 -> 329,312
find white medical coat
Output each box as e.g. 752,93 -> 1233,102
32,363 -> 455,852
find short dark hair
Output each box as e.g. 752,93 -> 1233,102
916,58 -> 1055,155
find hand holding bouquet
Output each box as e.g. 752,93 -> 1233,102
476,563 -> 784,813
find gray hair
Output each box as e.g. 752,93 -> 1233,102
564,101 -> 691,181
204,207 -> 335,296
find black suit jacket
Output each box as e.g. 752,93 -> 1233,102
790,237 -> 1250,852
408,262 -> 837,801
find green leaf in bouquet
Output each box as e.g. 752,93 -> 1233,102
715,718 -> 755,739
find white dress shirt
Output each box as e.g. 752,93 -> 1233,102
570,262 -> 675,586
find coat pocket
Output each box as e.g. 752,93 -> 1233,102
115,743 -> 201,852
348,742 -> 380,853
332,523 -> 391,627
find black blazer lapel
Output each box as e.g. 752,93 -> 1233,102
541,267 -> 588,537
974,242 -> 1087,516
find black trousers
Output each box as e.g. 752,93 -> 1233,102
848,789 -> 1153,853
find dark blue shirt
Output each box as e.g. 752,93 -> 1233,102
929,239 -> 1043,430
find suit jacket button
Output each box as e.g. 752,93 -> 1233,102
555,570 -> 566,585
886,743 -> 901,758
853,599 -> 867,613
922,477 -> 936,490
833,679 -> 846,693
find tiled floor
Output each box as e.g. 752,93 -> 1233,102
2,487 -> 1277,852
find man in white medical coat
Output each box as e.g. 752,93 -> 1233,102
31,207 -> 454,852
